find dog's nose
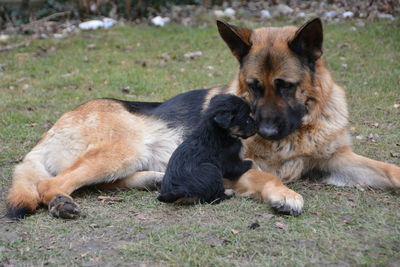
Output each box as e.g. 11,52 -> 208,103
258,123 -> 278,138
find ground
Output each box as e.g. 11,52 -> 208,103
0,20 -> 399,266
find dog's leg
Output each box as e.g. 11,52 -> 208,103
37,145 -> 142,219
227,169 -> 304,216
321,148 -> 400,190
97,171 -> 165,191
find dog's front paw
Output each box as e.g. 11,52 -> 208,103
49,194 -> 80,219
264,187 -> 304,216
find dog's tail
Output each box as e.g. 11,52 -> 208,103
6,156 -> 51,219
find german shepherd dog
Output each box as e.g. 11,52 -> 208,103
6,18 -> 400,219
158,94 -> 257,204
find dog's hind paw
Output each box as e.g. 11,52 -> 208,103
49,194 -> 80,219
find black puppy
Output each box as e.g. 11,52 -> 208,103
157,94 -> 258,204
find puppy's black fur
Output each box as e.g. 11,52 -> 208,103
157,94 -> 258,204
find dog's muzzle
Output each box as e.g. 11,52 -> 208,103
258,122 -> 278,139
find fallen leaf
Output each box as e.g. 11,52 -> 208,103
275,222 -> 286,229
231,228 -> 240,235
136,214 -> 147,220
363,121 -> 379,128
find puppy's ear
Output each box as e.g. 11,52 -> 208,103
288,18 -> 323,62
216,20 -> 252,62
213,111 -> 233,129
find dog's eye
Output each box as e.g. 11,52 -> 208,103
246,79 -> 263,96
275,79 -> 297,96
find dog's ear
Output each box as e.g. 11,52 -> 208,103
213,111 -> 233,129
216,20 -> 252,61
288,18 -> 323,62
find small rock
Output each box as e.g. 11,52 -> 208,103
83,56 -> 89,63
390,152 -> 400,158
224,8 -> 236,18
184,51 -> 203,58
0,34 -> 10,43
274,4 -> 294,16
151,16 -> 170,27
87,44 -> 97,50
79,20 -> 104,30
356,21 -> 365,27
206,65 -> 214,70
393,104 -> 400,109
260,10 -> 272,19
343,11 -> 354,19
355,135 -> 365,140
296,12 -> 306,18
53,33 -> 66,39
324,11 -> 338,18
122,86 -> 131,93
160,52 -> 171,60
213,10 -> 225,18
79,18 -> 116,30
102,18 -> 117,29
341,63 -> 348,69
377,13 -> 394,20
248,222 -> 260,229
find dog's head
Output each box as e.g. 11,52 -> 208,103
217,18 -> 324,140
208,94 -> 257,139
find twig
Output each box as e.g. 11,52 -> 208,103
0,41 -> 30,53
23,11 -> 71,27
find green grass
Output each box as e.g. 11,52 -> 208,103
0,20 -> 399,266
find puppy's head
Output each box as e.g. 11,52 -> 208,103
217,18 -> 324,140
208,94 -> 257,139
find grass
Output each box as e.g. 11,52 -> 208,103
0,19 -> 399,266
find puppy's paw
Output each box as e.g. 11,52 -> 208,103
224,189 -> 235,197
49,194 -> 80,219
